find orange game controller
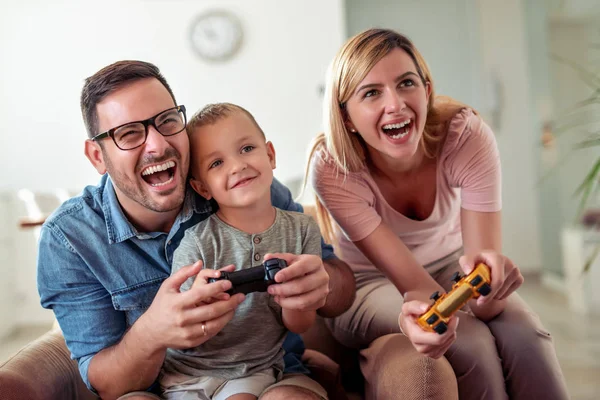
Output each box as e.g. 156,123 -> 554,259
417,263 -> 492,334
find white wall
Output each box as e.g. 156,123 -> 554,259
346,0 -> 483,112
0,0 -> 345,328
0,193 -> 17,337
0,0 -> 346,191
476,0 -> 542,271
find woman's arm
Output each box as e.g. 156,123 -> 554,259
354,222 -> 443,302
460,209 -> 523,321
282,309 -> 317,333
354,222 -> 458,359
318,257 -> 356,317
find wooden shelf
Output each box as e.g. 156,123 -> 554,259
18,215 -> 48,229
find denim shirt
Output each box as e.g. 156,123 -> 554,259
37,174 -> 334,391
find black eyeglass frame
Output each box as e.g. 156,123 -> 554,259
91,105 -> 187,150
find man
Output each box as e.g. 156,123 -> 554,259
37,61 -> 355,399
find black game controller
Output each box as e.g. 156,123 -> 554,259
208,258 -> 288,295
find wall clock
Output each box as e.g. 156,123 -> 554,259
189,10 -> 244,62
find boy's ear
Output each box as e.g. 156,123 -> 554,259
266,141 -> 276,169
190,178 -> 212,200
84,139 -> 107,175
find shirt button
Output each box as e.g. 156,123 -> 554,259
253,236 -> 261,244
254,253 -> 261,261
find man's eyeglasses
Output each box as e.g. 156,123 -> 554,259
91,105 -> 187,150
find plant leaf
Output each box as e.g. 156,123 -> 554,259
574,137 -> 600,149
551,99 -> 600,136
583,241 -> 600,274
550,54 -> 600,89
574,157 -> 600,221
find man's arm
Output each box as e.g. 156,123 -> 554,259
88,320 -> 165,399
319,257 -> 355,317
90,263 -> 243,399
270,178 -> 356,317
38,225 -> 243,399
37,224 -> 134,395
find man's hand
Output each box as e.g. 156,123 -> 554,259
264,253 -> 330,312
138,261 -> 245,351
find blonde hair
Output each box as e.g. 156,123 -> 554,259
187,102 -> 265,139
305,28 -> 474,243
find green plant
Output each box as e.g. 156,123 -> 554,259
549,53 -> 600,272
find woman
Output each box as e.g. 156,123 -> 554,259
307,28 -> 568,399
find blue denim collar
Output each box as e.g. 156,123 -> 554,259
101,175 -> 212,244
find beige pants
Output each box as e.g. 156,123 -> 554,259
121,373 -> 327,400
161,369 -> 327,400
327,250 -> 569,400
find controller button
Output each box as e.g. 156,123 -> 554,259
451,272 -> 462,283
253,236 -> 261,244
477,283 -> 492,296
254,253 -> 261,261
430,291 -> 441,301
434,322 -> 448,335
470,276 -> 482,286
426,314 -> 439,325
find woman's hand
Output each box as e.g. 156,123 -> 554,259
459,251 -> 524,306
398,300 -> 459,359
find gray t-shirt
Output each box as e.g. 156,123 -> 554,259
161,208 -> 322,380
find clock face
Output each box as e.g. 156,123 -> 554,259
189,10 -> 243,62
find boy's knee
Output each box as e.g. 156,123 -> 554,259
260,386 -> 321,400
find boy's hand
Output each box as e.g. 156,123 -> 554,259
191,264 -> 236,303
264,253 -> 330,312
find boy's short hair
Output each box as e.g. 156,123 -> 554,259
188,103 -> 265,139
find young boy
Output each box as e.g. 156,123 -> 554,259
159,103 -> 328,400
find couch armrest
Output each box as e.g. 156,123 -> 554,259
0,327 -> 97,400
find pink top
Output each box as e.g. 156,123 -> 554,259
310,109 -> 501,274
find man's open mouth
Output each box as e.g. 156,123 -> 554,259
141,161 -> 176,187
382,119 -> 412,139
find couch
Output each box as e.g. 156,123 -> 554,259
0,317 -> 361,400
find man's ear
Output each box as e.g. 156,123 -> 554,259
266,141 -> 276,169
190,178 -> 212,200
84,139 -> 107,175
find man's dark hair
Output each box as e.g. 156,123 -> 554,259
80,60 -> 177,139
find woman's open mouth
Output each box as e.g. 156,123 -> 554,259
382,119 -> 412,140
141,161 -> 177,188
